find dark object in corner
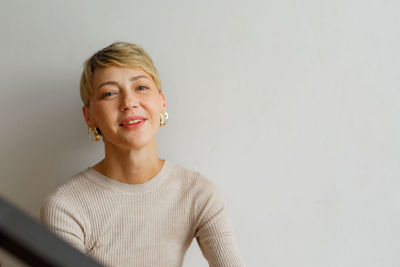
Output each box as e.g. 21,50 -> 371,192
0,195 -> 103,267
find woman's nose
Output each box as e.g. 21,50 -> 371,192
120,92 -> 139,111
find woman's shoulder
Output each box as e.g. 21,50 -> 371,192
40,169 -> 93,222
166,161 -> 220,195
167,161 -> 226,218
41,168 -> 99,206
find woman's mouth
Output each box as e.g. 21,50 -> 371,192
122,119 -> 143,125
119,118 -> 146,129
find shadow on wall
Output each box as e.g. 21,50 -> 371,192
0,71 -> 95,219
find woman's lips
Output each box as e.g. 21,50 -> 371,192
119,119 -> 146,129
119,116 -> 147,125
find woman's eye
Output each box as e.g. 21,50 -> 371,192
137,85 -> 148,91
103,92 -> 117,97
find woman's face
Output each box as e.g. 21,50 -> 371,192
82,66 -> 166,150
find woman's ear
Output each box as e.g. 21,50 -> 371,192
160,92 -> 167,112
82,106 -> 95,127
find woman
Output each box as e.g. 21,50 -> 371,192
41,42 -> 244,267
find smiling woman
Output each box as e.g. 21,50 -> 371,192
40,42 -> 244,267
83,66 -> 166,162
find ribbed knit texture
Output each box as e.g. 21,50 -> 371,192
40,160 -> 244,267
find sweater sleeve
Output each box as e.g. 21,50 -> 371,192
194,178 -> 244,267
40,191 -> 86,253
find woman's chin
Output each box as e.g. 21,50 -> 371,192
102,137 -> 150,151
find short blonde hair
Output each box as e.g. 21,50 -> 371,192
80,42 -> 162,107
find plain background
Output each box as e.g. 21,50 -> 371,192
0,0 -> 399,266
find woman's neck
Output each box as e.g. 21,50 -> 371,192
93,141 -> 164,185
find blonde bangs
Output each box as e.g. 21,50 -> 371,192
80,42 -> 162,107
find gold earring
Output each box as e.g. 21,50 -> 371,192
160,111 -> 169,127
88,127 -> 100,142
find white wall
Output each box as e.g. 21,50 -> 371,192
1,0 -> 399,266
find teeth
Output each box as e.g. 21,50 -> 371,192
125,119 -> 142,125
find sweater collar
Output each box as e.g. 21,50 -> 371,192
82,159 -> 172,194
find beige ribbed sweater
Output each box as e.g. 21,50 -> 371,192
40,160 -> 244,267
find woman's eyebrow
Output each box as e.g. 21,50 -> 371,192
130,75 -> 148,82
96,75 -> 149,90
97,81 -> 119,90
